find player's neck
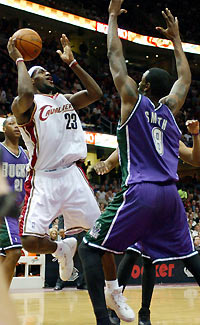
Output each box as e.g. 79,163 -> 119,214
3,139 -> 19,156
34,88 -> 53,95
147,95 -> 160,108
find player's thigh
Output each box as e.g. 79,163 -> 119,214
62,167 -> 100,232
20,172 -> 61,236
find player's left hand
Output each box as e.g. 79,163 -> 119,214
108,0 -> 127,16
94,161 -> 109,175
186,120 -> 199,135
156,8 -> 180,41
56,34 -> 75,65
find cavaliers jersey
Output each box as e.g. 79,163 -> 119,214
19,93 -> 87,171
117,94 -> 181,186
0,143 -> 28,206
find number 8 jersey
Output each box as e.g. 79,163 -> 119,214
117,94 -> 182,186
19,93 -> 87,171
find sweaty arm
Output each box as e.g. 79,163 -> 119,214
158,9 -> 191,115
107,2 -> 138,124
179,120 -> 200,166
7,38 -> 34,124
94,149 -> 119,175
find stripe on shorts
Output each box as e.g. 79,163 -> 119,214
19,169 -> 35,236
101,187 -> 129,247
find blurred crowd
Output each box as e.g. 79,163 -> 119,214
1,16 -> 200,139
33,0 -> 200,44
177,176 -> 200,250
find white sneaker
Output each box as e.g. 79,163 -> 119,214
53,238 -> 77,281
105,286 -> 135,322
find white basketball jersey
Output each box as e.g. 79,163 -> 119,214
19,93 -> 87,171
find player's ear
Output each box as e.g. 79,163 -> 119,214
144,82 -> 151,93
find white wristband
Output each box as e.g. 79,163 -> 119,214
16,58 -> 24,65
69,59 -> 77,67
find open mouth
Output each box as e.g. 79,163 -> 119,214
46,76 -> 53,83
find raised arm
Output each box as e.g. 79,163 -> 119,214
57,34 -> 102,109
94,149 -> 119,175
179,120 -> 200,166
107,0 -> 138,121
7,38 -> 34,123
158,9 -> 191,116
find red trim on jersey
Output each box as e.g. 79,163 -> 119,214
39,93 -> 59,99
77,164 -> 94,191
54,93 -> 59,99
19,169 -> 34,236
23,120 -> 38,169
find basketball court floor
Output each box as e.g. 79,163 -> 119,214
11,284 -> 200,324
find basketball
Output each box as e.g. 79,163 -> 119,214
12,28 -> 42,61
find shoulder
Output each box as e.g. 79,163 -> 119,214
64,94 -> 72,101
20,147 -> 29,159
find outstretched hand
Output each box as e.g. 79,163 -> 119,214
94,161 -> 109,175
186,120 -> 199,135
7,37 -> 23,62
156,8 -> 180,41
108,0 -> 127,16
56,34 -> 74,64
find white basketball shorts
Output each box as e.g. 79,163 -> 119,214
19,164 -> 100,237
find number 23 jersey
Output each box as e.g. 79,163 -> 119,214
19,93 -> 87,171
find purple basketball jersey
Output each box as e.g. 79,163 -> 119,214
117,94 -> 182,185
0,143 -> 28,206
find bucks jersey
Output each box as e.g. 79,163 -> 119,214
117,94 -> 181,186
19,93 -> 87,171
0,143 -> 28,206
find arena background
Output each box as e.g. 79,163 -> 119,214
0,0 -> 200,288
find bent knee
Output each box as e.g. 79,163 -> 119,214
6,248 -> 21,262
21,236 -> 39,252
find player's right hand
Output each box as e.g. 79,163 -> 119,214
94,161 -> 109,175
108,0 -> 127,16
186,120 -> 199,135
7,37 -> 23,61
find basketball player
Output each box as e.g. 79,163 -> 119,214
6,31 -> 104,283
79,2 -> 200,324
0,147 -> 19,220
94,119 -> 200,325
6,34 -> 133,321
0,116 -> 28,287
0,138 -> 21,323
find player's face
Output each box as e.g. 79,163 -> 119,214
33,69 -> 54,94
138,70 -> 150,94
3,116 -> 21,139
